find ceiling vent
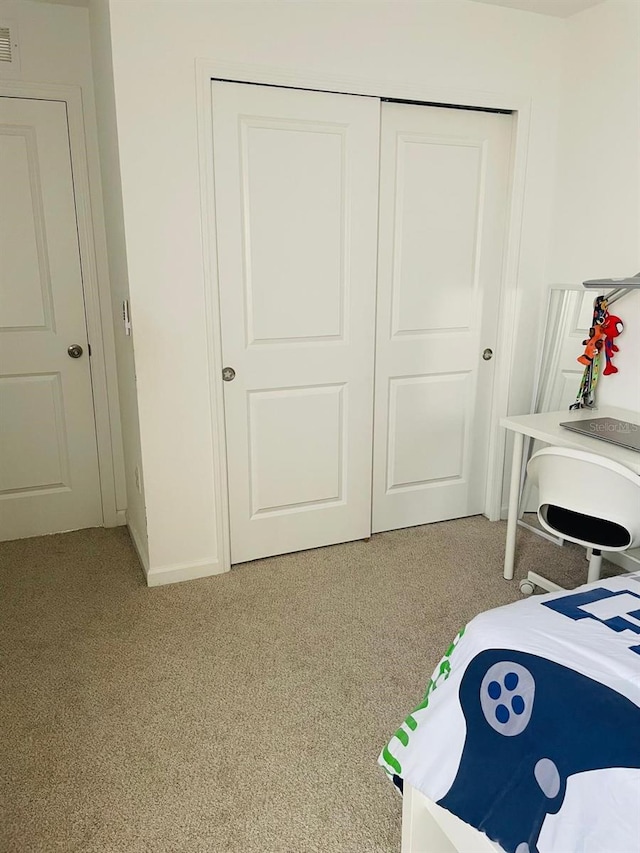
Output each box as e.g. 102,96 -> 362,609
0,23 -> 20,74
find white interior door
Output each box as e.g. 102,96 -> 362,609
372,102 -> 512,533
0,97 -> 102,541
212,82 -> 380,564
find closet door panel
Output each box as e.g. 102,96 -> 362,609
387,373 -> 470,490
212,81 -> 379,563
373,102 -> 513,533
391,141 -> 481,335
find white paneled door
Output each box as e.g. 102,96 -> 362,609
372,102 -> 512,533
0,97 -> 102,541
212,82 -> 380,563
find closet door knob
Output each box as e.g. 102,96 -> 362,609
222,367 -> 236,382
482,348 -> 493,361
67,344 -> 83,359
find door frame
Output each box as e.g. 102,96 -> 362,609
0,81 -> 125,529
196,60 -> 530,572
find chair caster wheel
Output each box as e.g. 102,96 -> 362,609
519,579 -> 535,596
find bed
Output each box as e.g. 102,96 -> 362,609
379,574 -> 640,853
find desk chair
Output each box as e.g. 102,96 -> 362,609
519,446 -> 640,595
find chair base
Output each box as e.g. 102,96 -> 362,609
519,572 -> 564,596
519,551 -> 603,596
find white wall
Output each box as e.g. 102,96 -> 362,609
548,0 -> 640,412
0,0 -> 129,527
97,0 -> 565,580
0,0 -> 93,89
88,0 -> 148,566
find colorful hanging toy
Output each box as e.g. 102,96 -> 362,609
570,295 -> 624,410
601,313 -> 624,374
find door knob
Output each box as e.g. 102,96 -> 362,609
222,367 -> 236,382
482,348 -> 493,361
67,344 -> 83,359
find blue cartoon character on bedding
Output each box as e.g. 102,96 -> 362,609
437,649 -> 640,853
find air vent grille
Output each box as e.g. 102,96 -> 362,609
0,27 -> 11,63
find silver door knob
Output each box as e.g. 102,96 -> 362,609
67,344 -> 83,359
222,367 -> 236,382
482,348 -> 493,361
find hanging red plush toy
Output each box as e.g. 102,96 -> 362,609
601,314 -> 624,374
571,296 -> 625,409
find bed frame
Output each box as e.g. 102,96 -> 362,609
402,783 -> 502,853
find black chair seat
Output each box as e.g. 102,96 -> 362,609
544,504 -> 631,549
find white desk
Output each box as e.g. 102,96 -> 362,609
500,406 -> 640,580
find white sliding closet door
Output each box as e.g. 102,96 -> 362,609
372,102 -> 512,533
212,82 -> 380,564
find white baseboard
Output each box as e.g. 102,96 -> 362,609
126,517 -> 150,578
126,517 -> 229,587
146,557 -> 228,587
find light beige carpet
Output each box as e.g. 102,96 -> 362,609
0,518 -> 605,853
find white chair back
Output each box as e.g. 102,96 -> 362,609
526,446 -> 640,552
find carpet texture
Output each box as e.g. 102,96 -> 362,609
0,517 -> 607,852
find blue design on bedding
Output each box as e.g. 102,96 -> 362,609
543,586 -> 640,654
379,576 -> 640,853
438,649 -> 640,853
